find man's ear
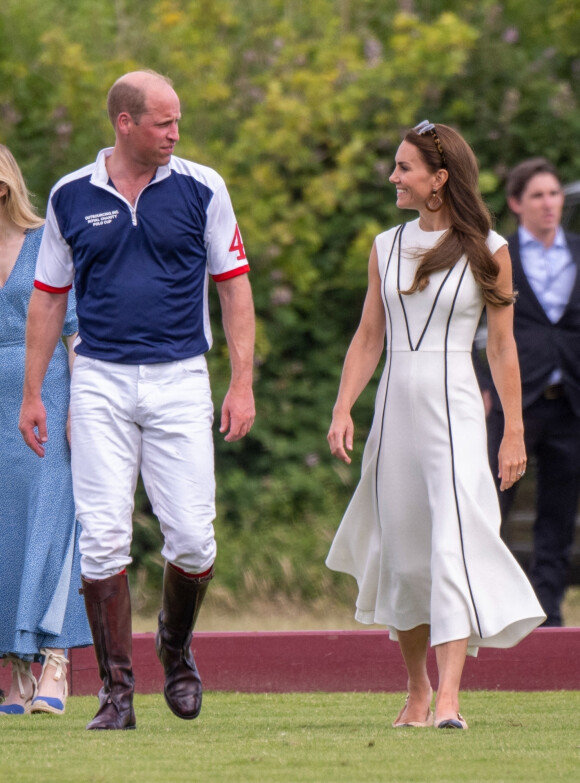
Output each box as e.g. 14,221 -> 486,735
507,195 -> 522,216
116,112 -> 133,136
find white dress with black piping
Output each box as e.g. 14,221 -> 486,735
326,218 -> 545,654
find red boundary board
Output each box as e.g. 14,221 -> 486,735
2,628 -> 577,696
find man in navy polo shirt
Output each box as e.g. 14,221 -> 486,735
19,70 -> 255,730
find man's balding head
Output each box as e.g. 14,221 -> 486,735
107,70 -> 174,128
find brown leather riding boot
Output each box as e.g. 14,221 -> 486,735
155,563 -> 213,720
81,572 -> 136,730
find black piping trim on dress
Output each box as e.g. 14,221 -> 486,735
375,224 -> 404,510
396,233 -> 455,352
443,260 -> 483,638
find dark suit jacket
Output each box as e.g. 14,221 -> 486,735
490,230 -> 580,416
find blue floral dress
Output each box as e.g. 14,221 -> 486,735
0,228 -> 92,660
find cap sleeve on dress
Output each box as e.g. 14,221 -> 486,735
486,230 -> 508,255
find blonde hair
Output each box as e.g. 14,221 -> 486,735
0,144 -> 44,229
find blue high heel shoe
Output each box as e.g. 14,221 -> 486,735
30,649 -> 69,715
0,656 -> 38,715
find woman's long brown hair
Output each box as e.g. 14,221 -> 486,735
399,124 -> 514,307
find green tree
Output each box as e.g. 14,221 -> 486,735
2,0 -> 580,606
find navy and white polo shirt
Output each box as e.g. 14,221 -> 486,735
34,148 -> 249,363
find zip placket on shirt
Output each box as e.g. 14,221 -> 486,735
90,148 -> 173,228
95,180 -> 156,227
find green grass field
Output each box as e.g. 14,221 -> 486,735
2,691 -> 579,783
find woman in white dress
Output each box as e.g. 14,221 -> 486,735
326,122 -> 545,730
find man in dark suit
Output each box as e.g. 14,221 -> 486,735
486,158 -> 580,626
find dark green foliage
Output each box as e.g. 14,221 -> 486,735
3,0 -> 580,605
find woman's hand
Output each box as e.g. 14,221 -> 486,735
497,430 -> 527,491
328,409 -> 355,464
326,242 -> 385,465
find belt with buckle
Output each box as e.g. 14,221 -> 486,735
543,383 -> 564,400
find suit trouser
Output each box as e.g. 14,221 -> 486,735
70,355 -> 217,580
487,396 -> 580,625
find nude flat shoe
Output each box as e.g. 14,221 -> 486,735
392,691 -> 434,728
434,712 -> 468,730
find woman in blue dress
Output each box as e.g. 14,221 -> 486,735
0,145 -> 92,716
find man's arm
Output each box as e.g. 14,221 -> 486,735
19,288 -> 69,456
64,331 -> 78,446
215,273 -> 256,442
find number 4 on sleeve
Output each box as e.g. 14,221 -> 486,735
228,224 -> 246,261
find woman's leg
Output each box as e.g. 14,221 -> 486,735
36,649 -> 68,701
434,637 -> 469,726
0,656 -> 37,714
394,624 -> 433,724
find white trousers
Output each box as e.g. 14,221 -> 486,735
70,355 -> 217,580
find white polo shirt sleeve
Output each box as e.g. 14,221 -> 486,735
34,197 -> 75,293
205,183 -> 250,282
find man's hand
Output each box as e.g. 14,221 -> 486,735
220,384 -> 255,442
19,395 -> 48,457
19,288 -> 69,457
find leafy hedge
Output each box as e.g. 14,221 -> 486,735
3,0 -> 580,605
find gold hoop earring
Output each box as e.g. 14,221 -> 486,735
425,189 -> 443,212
